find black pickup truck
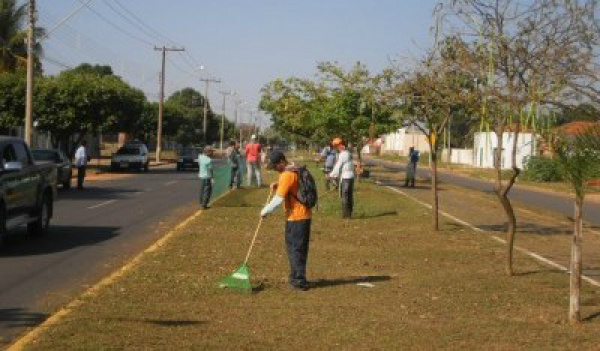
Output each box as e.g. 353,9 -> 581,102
0,137 -> 57,246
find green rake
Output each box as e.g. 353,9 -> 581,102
219,189 -> 273,293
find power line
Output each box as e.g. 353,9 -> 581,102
42,0 -> 96,41
112,0 -> 179,47
101,0 -> 167,45
75,0 -> 154,47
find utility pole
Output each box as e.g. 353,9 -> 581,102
218,91 -> 231,151
154,46 -> 184,162
199,77 -> 221,145
24,0 -> 36,146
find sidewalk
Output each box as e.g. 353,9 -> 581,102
9,164 -> 600,351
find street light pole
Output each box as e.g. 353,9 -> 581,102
199,77 -> 221,145
218,90 -> 232,151
24,0 -> 36,146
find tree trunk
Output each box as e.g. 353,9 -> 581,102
498,189 -> 517,276
432,151 -> 439,231
569,195 -> 584,324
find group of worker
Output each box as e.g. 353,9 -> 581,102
196,134 -> 265,210
197,136 -> 357,291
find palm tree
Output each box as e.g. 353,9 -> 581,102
0,0 -> 43,73
0,0 -> 28,73
552,124 -> 600,323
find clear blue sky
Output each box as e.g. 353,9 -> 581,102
38,0 -> 438,125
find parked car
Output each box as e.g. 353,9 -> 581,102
176,147 -> 200,171
0,137 -> 57,246
111,143 -> 149,172
32,149 -> 73,189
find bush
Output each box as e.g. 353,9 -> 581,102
522,156 -> 563,182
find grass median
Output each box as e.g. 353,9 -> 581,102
18,164 -> 600,351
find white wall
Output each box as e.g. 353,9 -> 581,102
382,128 -> 429,156
441,148 -> 474,166
473,132 -> 537,169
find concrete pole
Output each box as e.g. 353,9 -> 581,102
218,91 -> 231,151
200,77 -> 221,145
153,46 -> 184,162
25,0 -> 35,146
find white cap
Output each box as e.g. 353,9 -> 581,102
251,134 -> 257,140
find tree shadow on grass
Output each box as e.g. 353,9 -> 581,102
583,311 -> 600,322
513,269 -> 566,277
476,223 -> 571,236
0,308 -> 48,329
310,275 -> 391,289
108,317 -> 206,327
354,211 -> 398,219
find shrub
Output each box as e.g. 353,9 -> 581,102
522,156 -> 563,182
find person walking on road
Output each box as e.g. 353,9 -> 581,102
198,146 -> 214,209
245,135 -> 262,187
261,151 -> 312,291
227,141 -> 242,189
328,138 -> 355,218
404,147 -> 420,188
320,143 -> 337,191
74,140 -> 89,190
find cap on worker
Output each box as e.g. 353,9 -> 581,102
251,134 -> 257,140
332,137 -> 344,146
268,150 -> 286,169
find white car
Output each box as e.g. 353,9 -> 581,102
111,143 -> 149,172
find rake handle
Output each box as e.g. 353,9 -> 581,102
243,188 -> 274,265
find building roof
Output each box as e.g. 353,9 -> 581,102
556,121 -> 599,136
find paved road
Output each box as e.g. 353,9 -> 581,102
365,158 -> 600,227
0,165 -> 210,347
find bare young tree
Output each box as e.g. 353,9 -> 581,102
439,0 -> 598,275
390,43 -> 472,231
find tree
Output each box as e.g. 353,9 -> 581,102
0,0 -> 44,73
34,69 -> 145,155
441,0 -> 598,275
68,63 -> 114,77
260,62 -> 397,154
390,44 -> 473,231
551,124 -> 600,323
165,87 -> 218,146
0,72 -> 26,131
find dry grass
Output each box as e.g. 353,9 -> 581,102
20,164 -> 600,351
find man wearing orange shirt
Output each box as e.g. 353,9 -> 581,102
261,151 -> 312,291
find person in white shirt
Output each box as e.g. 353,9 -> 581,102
74,141 -> 88,190
328,137 -> 355,218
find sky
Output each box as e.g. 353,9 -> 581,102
37,0 -> 439,127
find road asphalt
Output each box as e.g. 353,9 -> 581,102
0,165 -> 209,347
365,157 -> 600,227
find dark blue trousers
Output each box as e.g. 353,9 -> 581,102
285,219 -> 311,286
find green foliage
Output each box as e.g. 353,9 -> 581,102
522,156 -> 563,182
553,126 -> 600,199
260,62 -> 398,148
33,69 -> 145,149
0,0 -> 44,73
67,63 -> 114,77
0,72 -> 25,128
